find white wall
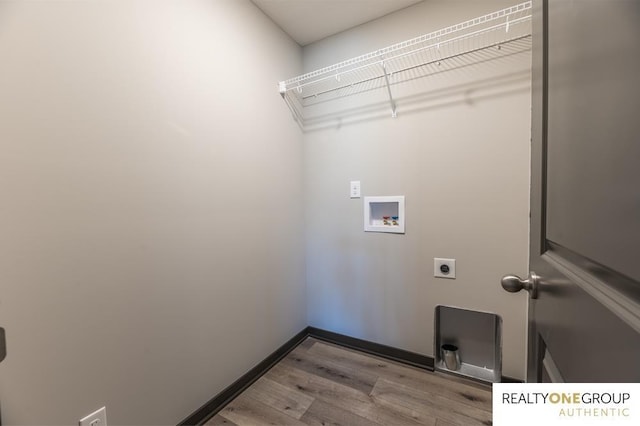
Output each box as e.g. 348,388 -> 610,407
303,0 -> 531,379
0,1 -> 304,424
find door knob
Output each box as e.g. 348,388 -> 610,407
501,272 -> 539,299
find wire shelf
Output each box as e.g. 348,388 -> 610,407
279,1 -> 532,126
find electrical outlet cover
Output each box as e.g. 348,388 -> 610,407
79,407 -> 107,426
434,258 -> 456,279
350,181 -> 361,198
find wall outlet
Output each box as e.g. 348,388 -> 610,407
434,258 -> 456,279
79,407 -> 107,426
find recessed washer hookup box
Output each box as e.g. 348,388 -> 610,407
435,305 -> 502,383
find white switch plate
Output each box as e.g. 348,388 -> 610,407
434,258 -> 456,279
350,181 -> 361,198
79,407 -> 107,426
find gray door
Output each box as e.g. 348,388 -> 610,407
504,0 -> 640,382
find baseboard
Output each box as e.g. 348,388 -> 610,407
306,328 -> 523,383
178,326 -> 520,425
307,327 -> 434,371
177,327 -> 311,426
500,375 -> 523,383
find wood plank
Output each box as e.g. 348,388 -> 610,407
295,337 -> 318,352
266,363 -> 432,425
211,337 -> 494,426
300,398 -> 380,426
308,341 -> 492,411
241,376 -> 314,419
435,419 -> 459,426
279,345 -> 378,394
203,414 -> 237,426
218,393 -> 308,426
371,378 -> 492,426
310,340 -> 491,394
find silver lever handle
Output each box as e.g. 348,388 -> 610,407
501,272 -> 539,299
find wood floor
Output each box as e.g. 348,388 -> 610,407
205,337 -> 493,426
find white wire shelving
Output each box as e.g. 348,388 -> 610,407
279,1 -> 532,126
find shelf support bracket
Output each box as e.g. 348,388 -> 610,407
278,81 -> 305,127
381,61 -> 397,118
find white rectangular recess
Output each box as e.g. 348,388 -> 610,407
364,196 -> 405,234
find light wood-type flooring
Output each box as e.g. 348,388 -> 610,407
205,337 -> 493,426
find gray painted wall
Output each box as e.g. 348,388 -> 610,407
0,1 -> 533,423
302,0 -> 531,379
0,1 -> 304,424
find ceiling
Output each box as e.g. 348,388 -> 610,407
251,0 -> 425,46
